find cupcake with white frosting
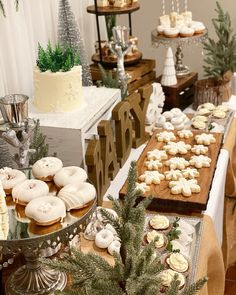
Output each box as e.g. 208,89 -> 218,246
149,215 -> 171,233
144,230 -> 168,250
159,269 -> 186,292
163,252 -> 190,274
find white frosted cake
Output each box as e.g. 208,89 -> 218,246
33,65 -> 83,113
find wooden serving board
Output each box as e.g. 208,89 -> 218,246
119,129 -> 223,212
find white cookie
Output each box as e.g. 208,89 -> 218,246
145,160 -> 163,170
212,109 -> 226,119
139,171 -> 165,185
170,108 -> 182,116
155,115 -> 166,128
192,120 -> 206,130
191,145 -> 208,155
162,111 -> 174,121
189,155 -> 211,168
163,122 -> 175,131
201,103 -> 216,111
177,130 -> 193,139
174,123 -> 185,131
215,105 -> 228,112
163,141 -> 191,155
171,116 -> 183,126
169,177 -> 201,197
194,115 -> 208,122
135,182 -> 150,194
195,133 -> 216,145
147,149 -> 168,161
165,169 -> 183,181
181,168 -> 199,179
156,131 -> 176,142
165,157 -> 189,170
196,108 -> 211,116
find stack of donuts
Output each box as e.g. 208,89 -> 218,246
0,157 -> 96,230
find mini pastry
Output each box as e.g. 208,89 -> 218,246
192,120 -> 206,130
166,252 -> 189,273
144,160 -> 163,170
145,230 -> 167,249
169,177 -> 200,196
164,169 -> 183,181
177,129 -> 193,139
195,133 -> 216,145
147,149 -> 168,161
53,166 -> 87,188
139,171 -> 165,185
170,108 -> 182,117
135,182 -> 150,194
165,157 -> 189,170
163,122 -> 174,131
191,144 -> 208,155
171,115 -> 184,126
196,108 -> 211,116
215,105 -> 228,112
181,167 -> 200,179
155,115 -> 166,128
32,157 -> 63,181
192,22 -> 206,34
162,111 -> 174,121
108,240 -> 121,256
163,141 -> 191,155
180,26 -> 194,37
194,115 -> 208,122
0,167 -> 27,195
201,103 -> 216,111
156,131 -> 176,142
181,11 -> 192,25
95,229 -> 114,249
159,269 -> 186,290
149,214 -> 170,230
164,27 -> 179,38
58,182 -> 96,211
25,196 -> 66,226
189,155 -> 211,168
212,109 -> 226,119
174,123 -> 185,130
12,179 -> 49,206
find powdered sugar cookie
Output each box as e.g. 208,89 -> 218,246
135,182 -> 150,194
165,157 -> 189,170
196,108 -> 211,116
189,155 -> 211,168
215,105 -> 228,112
201,103 -> 216,111
162,111 -> 174,121
163,141 -> 191,155
164,169 -> 183,181
156,131 -> 176,142
192,120 -> 206,130
147,149 -> 168,161
212,109 -> 226,119
195,133 -> 216,145
163,122 -> 175,131
181,168 -> 199,179
177,130 -> 193,139
194,115 -> 208,122
169,178 -> 200,197
139,171 -> 165,185
145,160 -> 163,170
191,145 -> 208,155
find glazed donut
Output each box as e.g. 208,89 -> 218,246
25,196 -> 66,226
53,166 -> 87,188
0,167 -> 27,195
95,229 -> 114,249
58,182 -> 96,211
12,179 -> 49,206
32,157 -> 63,181
108,240 -> 121,256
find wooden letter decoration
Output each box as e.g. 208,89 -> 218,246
98,120 -> 119,187
126,84 -> 152,148
85,139 -> 104,205
112,101 -> 133,167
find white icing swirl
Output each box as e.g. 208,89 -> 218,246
150,215 -> 170,230
146,230 -> 165,248
167,253 -> 189,272
159,269 -> 185,288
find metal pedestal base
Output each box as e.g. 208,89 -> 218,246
175,45 -> 190,77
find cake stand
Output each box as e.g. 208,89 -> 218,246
0,193 -> 97,295
151,29 -> 208,77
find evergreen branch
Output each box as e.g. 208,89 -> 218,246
182,277 -> 208,295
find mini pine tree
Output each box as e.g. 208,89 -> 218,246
43,162 -> 207,295
29,120 -> 48,166
98,63 -> 120,89
203,1 -> 236,82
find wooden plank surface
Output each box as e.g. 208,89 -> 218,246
119,129 -> 223,212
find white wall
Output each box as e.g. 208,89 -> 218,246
118,0 -> 236,78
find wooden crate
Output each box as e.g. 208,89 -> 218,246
157,72 -> 198,110
120,129 -> 223,213
90,59 -> 156,95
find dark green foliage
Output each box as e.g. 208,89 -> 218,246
166,217 -> 181,252
105,15 -> 117,41
98,63 -> 119,89
203,1 -> 236,81
37,42 -> 80,73
29,119 -> 48,165
43,162 -> 207,295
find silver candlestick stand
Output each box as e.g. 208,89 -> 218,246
0,94 -> 36,168
109,26 -> 132,98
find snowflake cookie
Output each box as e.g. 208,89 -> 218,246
147,149 -> 168,161
169,178 -> 201,197
163,141 -> 191,155
181,168 -> 199,179
139,171 -> 165,185
189,155 -> 211,168
165,157 -> 189,170
191,145 -> 208,155
195,133 -> 216,146
177,130 -> 193,139
145,160 -> 163,170
156,131 -> 176,142
135,182 -> 150,194
164,169 -> 183,181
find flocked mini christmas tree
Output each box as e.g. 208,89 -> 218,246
43,162 -> 207,295
161,47 -> 177,86
58,0 -> 93,86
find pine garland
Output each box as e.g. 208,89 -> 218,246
203,1 -> 236,82
43,162 -> 207,294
